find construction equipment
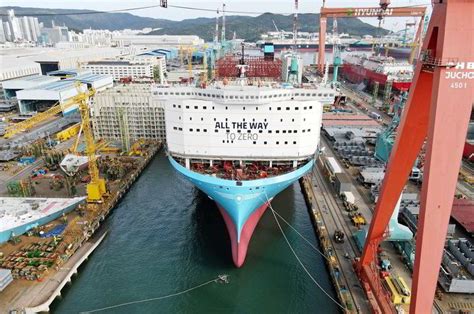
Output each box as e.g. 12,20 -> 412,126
317,4 -> 427,73
3,85 -> 107,203
355,1 -> 474,313
332,18 -> 342,86
333,230 -> 345,243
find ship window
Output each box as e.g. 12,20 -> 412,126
264,141 -> 267,144
263,95 -> 268,99
302,130 -> 306,133
198,93 -> 202,96
222,140 -> 225,143
189,128 -> 193,132
250,96 -> 255,99
247,130 -> 251,133
276,141 -> 279,144
186,92 -> 191,95
245,95 -> 249,99
285,141 -> 288,144
294,130 -> 297,133
226,118 -> 228,121
237,130 -> 241,133
239,96 -> 244,99
283,130 -> 286,133
170,92 -> 175,95
204,129 -> 207,132
194,106 -> 198,109
318,93 -> 322,97
277,107 -> 281,110
308,129 -> 311,132
305,93 -> 310,96
280,119 -> 283,122
179,117 -> 181,120
226,106 -> 228,110
309,106 -> 313,109
226,130 -> 230,133
164,92 -> 168,95
189,117 -> 192,121
288,130 -> 292,133
269,107 -> 272,110
214,118 -> 216,121
230,96 -> 234,99
173,104 -> 176,108
269,95 -> 273,98
256,107 -> 259,110
292,119 -> 295,122
295,93 -> 299,96
173,127 -> 177,130
196,129 -> 200,132
212,106 -> 215,109
186,105 -> 189,109
268,130 -> 272,133
311,93 -> 316,97
215,129 -> 218,133
286,107 -> 290,110
323,94 -> 328,97
304,106 -> 307,110
295,107 -> 299,110
178,105 -> 181,108
243,107 -> 246,110
253,141 -> 257,144
259,130 -> 263,133
293,141 -> 297,144
276,130 -> 280,133
203,106 -> 207,109
178,127 -> 182,131
201,118 -> 203,121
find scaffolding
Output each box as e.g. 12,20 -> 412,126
91,84 -> 166,144
216,55 -> 282,79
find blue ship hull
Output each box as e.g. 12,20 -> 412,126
0,198 -> 85,244
169,157 -> 314,267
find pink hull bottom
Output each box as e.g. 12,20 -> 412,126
217,202 -> 269,267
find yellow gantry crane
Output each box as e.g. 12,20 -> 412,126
3,85 -> 107,203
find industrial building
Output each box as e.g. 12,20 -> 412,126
2,75 -> 60,99
15,74 -> 113,115
111,34 -> 204,47
91,84 -> 166,149
82,57 -> 166,84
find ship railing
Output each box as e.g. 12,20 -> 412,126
419,50 -> 459,68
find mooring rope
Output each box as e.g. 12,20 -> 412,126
264,193 -> 347,311
80,275 -> 228,313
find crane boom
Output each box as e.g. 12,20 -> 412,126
3,88 -> 94,139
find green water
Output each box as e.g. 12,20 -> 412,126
51,153 -> 339,314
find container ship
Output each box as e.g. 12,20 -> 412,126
156,60 -> 336,267
341,54 -> 414,92
0,197 -> 86,243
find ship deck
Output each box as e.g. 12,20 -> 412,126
0,197 -> 86,232
174,158 -> 311,181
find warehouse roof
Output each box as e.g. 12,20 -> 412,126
34,80 -> 80,92
2,75 -> 59,89
66,73 -> 111,84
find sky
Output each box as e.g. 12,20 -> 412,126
2,0 -> 431,31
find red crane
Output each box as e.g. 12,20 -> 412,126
355,0 -> 474,312
317,5 -> 426,73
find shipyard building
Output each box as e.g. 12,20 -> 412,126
91,84 -> 166,149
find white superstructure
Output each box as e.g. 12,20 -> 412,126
158,83 -> 336,161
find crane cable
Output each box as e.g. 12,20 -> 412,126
79,275 -> 228,313
264,193 -> 347,311
0,3 -> 432,17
